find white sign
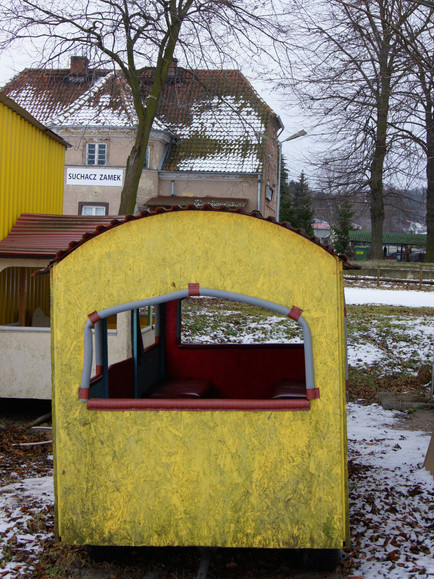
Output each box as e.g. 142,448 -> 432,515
66,167 -> 124,187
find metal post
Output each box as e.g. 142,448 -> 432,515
102,318 -> 109,398
197,547 -> 217,579
132,309 -> 139,398
431,347 -> 433,398
19,268 -> 27,326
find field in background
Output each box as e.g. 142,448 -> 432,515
182,297 -> 433,404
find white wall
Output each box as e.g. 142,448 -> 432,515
0,326 -> 52,398
0,311 -> 155,399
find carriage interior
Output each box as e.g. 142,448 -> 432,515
88,299 -> 308,403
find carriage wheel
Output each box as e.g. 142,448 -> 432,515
302,548 -> 340,572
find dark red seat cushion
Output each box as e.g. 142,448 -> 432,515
149,378 -> 215,399
271,380 -> 306,399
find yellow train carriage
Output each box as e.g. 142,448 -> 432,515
49,207 -> 349,572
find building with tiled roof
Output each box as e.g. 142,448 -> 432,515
2,57 -> 283,217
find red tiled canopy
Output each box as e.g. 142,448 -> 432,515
0,208 -> 351,270
0,213 -> 122,258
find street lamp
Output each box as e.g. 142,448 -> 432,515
276,130 -> 307,221
281,129 -> 307,143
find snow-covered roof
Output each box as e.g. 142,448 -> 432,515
2,61 -> 281,174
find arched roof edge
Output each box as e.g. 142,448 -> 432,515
37,205 -> 353,274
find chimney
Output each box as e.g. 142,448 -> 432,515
70,56 -> 89,77
168,58 -> 178,76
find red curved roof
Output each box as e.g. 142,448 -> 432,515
0,213 -> 120,258
0,208 -> 351,270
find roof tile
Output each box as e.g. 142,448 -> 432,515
2,65 -> 278,173
0,209 -> 351,269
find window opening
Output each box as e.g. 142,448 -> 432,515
80,289 -> 317,410
0,267 -> 50,327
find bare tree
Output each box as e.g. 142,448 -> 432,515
388,5 -> 434,260
0,0 -> 292,215
287,0 -> 418,258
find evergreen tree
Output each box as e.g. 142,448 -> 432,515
281,171 -> 314,235
279,156 -> 296,224
332,196 -> 354,255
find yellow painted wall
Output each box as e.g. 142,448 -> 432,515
51,211 -> 348,549
0,98 -> 65,240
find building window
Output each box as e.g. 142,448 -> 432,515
86,143 -> 107,166
79,202 -> 109,216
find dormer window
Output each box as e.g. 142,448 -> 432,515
86,143 -> 107,166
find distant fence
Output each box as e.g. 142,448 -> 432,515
345,264 -> 434,289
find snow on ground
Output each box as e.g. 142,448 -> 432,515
347,404 -> 434,578
0,406 -> 433,577
347,342 -> 384,367
346,312 -> 433,376
345,288 -> 434,376
0,287 -> 433,576
0,475 -> 53,577
345,287 -> 434,307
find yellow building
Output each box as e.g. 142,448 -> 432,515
49,207 -> 349,571
0,92 -> 67,240
0,93 -> 67,397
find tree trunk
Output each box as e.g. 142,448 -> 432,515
118,118 -> 151,215
369,15 -> 391,261
426,112 -> 434,262
370,197 -> 385,259
369,108 -> 387,260
117,15 -> 184,215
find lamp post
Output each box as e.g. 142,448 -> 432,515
282,129 -> 307,143
276,130 -> 307,221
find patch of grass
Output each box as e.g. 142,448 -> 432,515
346,305 -> 432,335
346,304 -> 432,388
28,509 -> 51,534
45,566 -> 66,576
348,364 -> 432,404
181,297 -> 432,403
181,297 -> 302,344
